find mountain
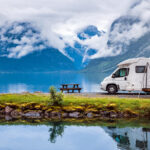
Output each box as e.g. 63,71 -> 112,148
1,17 -> 149,73
0,48 -> 76,72
64,25 -> 105,69
0,22 -> 76,72
0,23 -> 103,72
77,25 -> 102,40
83,16 -> 150,73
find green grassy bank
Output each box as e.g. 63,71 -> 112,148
0,93 -> 150,117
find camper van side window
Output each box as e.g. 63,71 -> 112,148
136,66 -> 146,73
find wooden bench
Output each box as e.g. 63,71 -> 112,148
59,84 -> 82,93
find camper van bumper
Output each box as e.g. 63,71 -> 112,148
100,82 -> 107,91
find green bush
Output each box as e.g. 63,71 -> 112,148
49,86 -> 63,106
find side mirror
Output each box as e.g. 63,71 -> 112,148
112,74 -> 115,78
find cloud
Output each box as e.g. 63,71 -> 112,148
88,0 -> 150,59
0,0 -> 149,61
0,22 -> 47,58
0,0 -> 136,59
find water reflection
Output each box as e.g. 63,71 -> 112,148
49,122 -> 65,143
0,122 -> 149,150
47,122 -> 150,150
103,127 -> 150,150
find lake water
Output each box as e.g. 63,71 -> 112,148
0,72 -> 110,93
0,122 -> 150,150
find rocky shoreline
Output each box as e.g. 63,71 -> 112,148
0,102 -> 141,120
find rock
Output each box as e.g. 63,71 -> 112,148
5,115 -> 13,121
50,111 -> 61,118
87,112 -> 93,118
23,111 -> 41,118
62,113 -> 68,118
124,113 -> 130,118
110,112 -> 118,118
100,111 -> 110,117
5,106 -> 13,115
69,112 -> 80,118
94,114 -> 101,117
44,111 -> 50,117
10,110 -> 22,117
0,109 -> 5,115
117,112 -> 124,118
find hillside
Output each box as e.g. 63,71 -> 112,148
83,16 -> 150,73
0,22 -> 76,72
0,23 -> 103,72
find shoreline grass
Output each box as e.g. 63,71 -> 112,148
0,93 -> 150,116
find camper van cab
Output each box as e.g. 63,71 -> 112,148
101,57 -> 150,94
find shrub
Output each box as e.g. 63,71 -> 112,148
49,86 -> 63,106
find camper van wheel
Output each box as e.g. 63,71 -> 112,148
107,85 -> 117,94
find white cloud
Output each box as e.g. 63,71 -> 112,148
0,0 -> 136,59
0,0 -> 149,60
87,0 -> 150,59
9,25 -> 24,34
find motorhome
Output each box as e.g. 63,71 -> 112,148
101,57 -> 150,94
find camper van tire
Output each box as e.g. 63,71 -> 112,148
107,84 -> 118,94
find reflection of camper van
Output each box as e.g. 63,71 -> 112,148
101,57 -> 150,94
103,127 -> 150,150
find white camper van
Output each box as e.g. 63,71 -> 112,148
101,57 -> 150,94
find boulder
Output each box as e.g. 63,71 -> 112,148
110,112 -> 118,118
5,115 -> 13,121
50,111 -> 61,118
62,113 -> 68,118
44,111 -> 50,117
100,111 -> 110,117
87,112 -> 93,118
23,111 -> 41,118
0,109 -> 5,115
69,112 -> 80,118
10,110 -> 22,117
5,106 -> 13,115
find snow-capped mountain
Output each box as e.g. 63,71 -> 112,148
84,15 -> 150,72
0,13 -> 150,73
0,22 -> 76,72
64,25 -> 105,69
0,23 -> 103,72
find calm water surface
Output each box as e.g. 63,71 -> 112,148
0,123 -> 149,150
0,72 -> 110,93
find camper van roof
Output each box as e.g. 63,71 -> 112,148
118,57 -> 149,66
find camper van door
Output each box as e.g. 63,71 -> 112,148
113,68 -> 129,90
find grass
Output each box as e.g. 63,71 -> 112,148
0,93 -> 150,115
0,93 -> 49,104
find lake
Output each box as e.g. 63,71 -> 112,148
0,122 -> 150,150
0,72 -> 110,93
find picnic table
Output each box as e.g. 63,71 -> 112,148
59,84 -> 82,93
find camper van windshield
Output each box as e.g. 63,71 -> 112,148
114,68 -> 129,78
